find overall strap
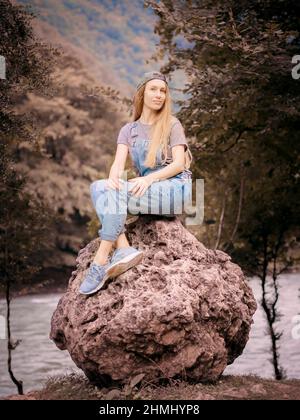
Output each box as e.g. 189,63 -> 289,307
129,121 -> 139,140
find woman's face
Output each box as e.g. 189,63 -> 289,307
143,79 -> 167,111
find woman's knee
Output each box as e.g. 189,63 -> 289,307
90,179 -> 108,196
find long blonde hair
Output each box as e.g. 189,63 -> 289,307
132,83 -> 193,170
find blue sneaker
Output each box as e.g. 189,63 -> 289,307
106,246 -> 144,278
79,260 -> 111,295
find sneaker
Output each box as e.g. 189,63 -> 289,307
79,260 -> 111,295
106,246 -> 144,278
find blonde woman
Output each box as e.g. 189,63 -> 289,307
79,71 -> 193,295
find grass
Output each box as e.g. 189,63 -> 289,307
4,373 -> 300,400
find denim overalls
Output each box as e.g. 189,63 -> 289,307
90,121 -> 193,241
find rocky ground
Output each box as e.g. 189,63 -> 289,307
3,373 -> 300,400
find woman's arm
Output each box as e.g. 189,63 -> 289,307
108,144 -> 129,190
109,144 -> 129,176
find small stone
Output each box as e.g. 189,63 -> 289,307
105,389 -> 121,400
251,384 -> 267,396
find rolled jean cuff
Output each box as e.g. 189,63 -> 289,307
98,226 -> 126,241
99,232 -> 119,241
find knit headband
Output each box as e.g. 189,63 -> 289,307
136,71 -> 168,91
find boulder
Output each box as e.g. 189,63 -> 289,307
50,215 -> 257,385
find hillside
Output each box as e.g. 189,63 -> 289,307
12,47 -> 134,284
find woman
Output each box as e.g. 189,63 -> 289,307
79,71 -> 193,295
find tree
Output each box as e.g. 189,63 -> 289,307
145,0 -> 300,379
0,0 -> 60,394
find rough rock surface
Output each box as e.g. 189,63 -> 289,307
50,215 -> 257,385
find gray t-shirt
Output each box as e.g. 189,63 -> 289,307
117,117 -> 189,165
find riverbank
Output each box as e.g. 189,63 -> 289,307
2,373 -> 300,400
0,267 -> 72,299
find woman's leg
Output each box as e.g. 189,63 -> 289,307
93,239 -> 113,265
126,177 -> 189,217
89,177 -> 190,264
114,233 -> 130,249
90,180 -> 128,240
92,233 -> 130,265
89,179 -> 138,263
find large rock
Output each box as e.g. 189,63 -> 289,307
50,215 -> 257,385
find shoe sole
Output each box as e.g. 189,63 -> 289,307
106,251 -> 144,278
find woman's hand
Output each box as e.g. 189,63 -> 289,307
128,176 -> 153,197
107,164 -> 124,191
106,176 -> 124,191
